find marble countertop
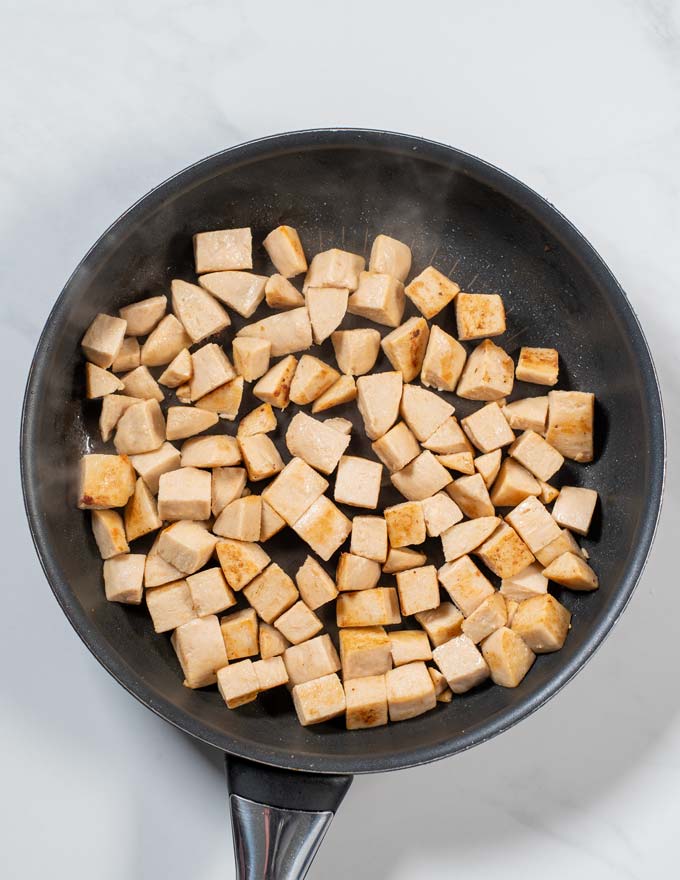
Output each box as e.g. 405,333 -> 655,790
2,1 -> 678,877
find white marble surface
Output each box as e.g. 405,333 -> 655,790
2,1 -> 678,877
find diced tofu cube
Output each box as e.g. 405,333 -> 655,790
157,520 -> 217,574
502,397 -> 549,434
420,324 -> 467,392
421,492 -> 463,537
306,286 -> 349,344
391,451 -> 452,502
274,600 -> 323,645
216,539 -> 270,591
461,592 -> 507,643
437,452 -> 475,475
102,553 -> 145,604
82,313 -> 127,368
217,660 -> 259,709
283,634 -> 341,686
490,458 -> 541,507
99,394 -> 139,442
422,417 -> 472,455
389,630 -> 432,666
415,602 -> 464,646
171,279 -> 230,344
516,347 -> 559,386
384,501 -> 426,548
213,495 -> 262,541
331,328 -> 382,375
171,615 -> 229,688
265,274 -> 306,309
146,579 -> 196,633
86,363 -> 124,399
539,481 -> 559,504
262,457 -> 328,526
263,225 -> 307,277
405,266 -> 460,319
447,474 -> 495,519
260,501 -> 286,541
181,435 -> 241,469
475,449 -> 503,489
289,355 -> 340,404
157,467 -> 211,521
211,466 -> 247,516
396,565 -> 440,616
199,271 -> 266,319
195,375 -> 244,422
356,371 -> 403,441
348,271 -> 405,327
383,547 -> 428,574
386,661 -> 436,721
111,337 -> 140,373
189,344 -> 235,401
293,673 -> 346,726
238,434 -> 284,482
505,495 -> 562,554
432,634 -> 489,693
119,295 -> 166,336
232,337 -> 271,382
542,552 -> 599,590
334,456 -> 383,509
457,339 -> 514,401
336,553 -> 381,591
165,406 -> 219,442
551,486 -> 598,536
336,588 -> 401,627
220,607 -> 259,660
475,522 -> 535,578
461,403 -> 514,454
295,556 -> 338,610
78,454 -> 136,509
253,656 -> 289,691
194,227 -> 252,273
293,495 -> 352,561
481,627 -> 535,688
371,422 -> 421,473
545,390 -> 595,462
509,430 -> 564,482
339,627 -> 392,678
455,292 -> 506,340
237,307 -> 312,356
186,567 -> 236,617
500,562 -> 549,602
159,349 -> 192,389
440,517 -> 500,562
437,554 -> 495,616
534,528 -> 584,567
237,403 -> 277,438
141,314 -> 191,368
253,355 -> 298,409
369,234 -> 412,282
381,317 -> 430,383
144,534 -> 183,588
286,412 -> 350,475
400,384 -> 455,442
121,365 -> 164,402
259,622 -> 291,659
344,674 -> 388,729
91,509 -> 129,560
304,248 -> 365,292
511,594 -> 571,653
124,477 -> 162,542
350,516 -> 388,563
310,375 -> 357,413
243,563 -> 299,623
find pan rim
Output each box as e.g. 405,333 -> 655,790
20,128 -> 666,774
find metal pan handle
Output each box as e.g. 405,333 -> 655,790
226,755 -> 353,880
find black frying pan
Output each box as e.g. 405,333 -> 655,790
21,130 -> 665,879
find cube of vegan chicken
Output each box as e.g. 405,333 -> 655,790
383,547 -> 428,574
421,492 -> 463,537
423,417 -> 472,455
265,274 -> 306,309
455,292 -> 506,340
457,339 -> 514,401
461,402 -> 514,454
369,234 -> 412,282
99,394 -> 139,442
114,399 -> 166,455
481,627 -> 535,688
293,673 -> 346,726
129,442 -> 180,495
181,435 -> 241,469
336,553 -> 382,591
447,474 -> 495,519
350,516 -> 388,563
232,337 -> 271,382
78,454 -> 136,509
216,539 -> 270,591
295,556 -> 338,610
286,412 -> 350,475
103,553 -> 145,604
304,248 -> 365,292
331,328 -> 382,376
542,552 -> 599,590
197,376 -> 245,421
334,456 -> 383,509
146,579 -> 196,633
372,422 -> 420,473
82,313 -> 127,368
546,390 -> 595,462
263,225 -> 307,277
356,371 -> 403,441
433,634 -> 490,694
310,375 -> 357,413
217,660 -> 259,709
274,600 -> 323,645
237,403 -> 277,438
420,324 -> 467,392
386,661 -> 437,721
171,615 -> 229,688
289,355 -> 340,405
348,271 -> 405,327
243,563 -> 299,623
238,434 -> 284,482
111,337 -> 141,373
345,675 -> 389,729
159,349 -> 192,388
186,567 -> 236,617
490,459 -> 541,508
91,509 -> 129,559
220,607 -> 259,660
199,271 -> 266,319
396,565 -> 440,616
339,627 -> 392,678
237,307 -> 313,356
259,622 -> 290,659
505,495 -> 562,554
440,517 -> 500,562
253,355 -> 298,409
144,534 -> 183,588
189,344 -> 236,401
391,451 -> 452,502
166,407 -> 219,441
461,592 -> 507,643
437,555 -> 495,616
336,588 -> 401,628
385,501 -> 426,548
437,452 -> 475,475
141,315 -> 191,367
125,477 -> 162,542
415,602 -> 464,646
505,598 -> 520,626
474,449 -> 502,489
260,502 -> 285,541
503,397 -> 549,434
539,481 -> 559,504
509,430 -> 564,482
293,495 -> 352,561
157,521 -> 217,574
500,560 -> 548,601
194,227 -> 252,273
283,634 -> 341,686
119,295 -> 166,337
552,486 -> 598,536
253,656 -> 289,691
381,317 -> 430,383
211,467 -> 247,516
534,528 -> 583,567
405,266 -> 460,319
511,594 -> 571,653
306,287 -> 349,344
429,667 -> 453,702
171,279 -> 230,344
85,363 -> 124,399
157,467 -> 211,521
516,347 -> 559,386
262,457 -> 328,526
213,496 -> 262,541
475,522 -> 535,579
120,365 -> 164,402
400,384 -> 455,442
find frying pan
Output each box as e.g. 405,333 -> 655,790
21,129 -> 665,879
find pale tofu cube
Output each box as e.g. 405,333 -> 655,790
284,634 -> 341,685
542,552 -> 599,590
304,248 -> 365,292
265,274 -> 306,309
420,324 -> 467,392
437,555 -> 495,616
475,523 -> 535,578
146,579 -> 196,632
263,225 -> 307,277
189,344 -> 236,401
534,528 -> 584,567
293,495 -> 352,561
310,375 -> 357,413
461,592 -> 507,643
432,634 -> 489,693
422,417 -> 472,455
111,337 -> 141,373
505,495 -> 562,553
516,347 -> 559,386
194,373 -> 244,418
415,603 -> 464,646
220,607 -> 259,660
545,390 -> 595,462
211,466 -> 247,516
295,556 -> 338,610
421,492 -> 464,537
455,292 -> 506,340
384,501 -> 426,548
437,452 -> 475,475
253,355 -> 299,410
331,328 -> 382,375
237,403 -> 277,438
339,627 -> 392,678
334,456 -> 383,509
461,403 -> 514,454
336,588 -> 401,627
293,673 -> 346,726
475,449 -> 503,488
429,667 -> 453,702
253,656 -> 290,691
490,458 -> 541,507
389,630 -> 432,666
260,501 -> 286,541
237,307 -> 312,356
124,477 -> 162,542
91,509 -> 129,559
78,454 -> 136,509
509,430 -> 564,482
551,486 -> 598,536
129,442 -> 180,495
119,295 -> 166,337
539,481 -> 559,504
286,412 -> 350,475
82,313 -> 127,368
274,600 -> 323,645
386,661 -> 436,721
159,348 -> 193,388
157,520 -> 217,574
180,435 -> 241,470
457,339 -> 514,401
103,553 -> 145,604
213,496 -> 262,541
447,473 -> 495,518
111,399 -> 165,456
350,516 -> 388,563
344,675 -> 388,729
259,622 -> 291,659
336,553 -> 381,591
171,615 -> 229,688
194,227 -> 252,273
99,394 -> 139,442
381,317 -> 430,383
141,314 -> 191,368
232,337 -> 271,382
171,279 -> 230,344
371,422 -> 420,473
157,467 -> 211,521
511,594 -> 571,653
262,457 -> 328,525
399,384 -> 455,442
306,287 -> 349,344
356,371 -> 403,440
348,271 -> 405,327
166,407 -> 219,441
217,660 -> 259,709
405,266 -> 460,319
501,557 -> 549,600
199,271 -> 266,318
502,396 -> 549,433
86,363 -> 124,399
369,234 -> 412,281
238,434 -> 284,482
216,539 -> 270,590
383,547 -> 428,574
289,355 -> 340,404
186,567 -> 236,616
391,451 -> 452,502
481,627 -> 535,687
144,534 -> 183,588
121,365 -> 164,402
440,517 -> 500,562
243,563 -> 299,623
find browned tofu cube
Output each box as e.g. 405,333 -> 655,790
516,347 -> 559,386
385,501 -> 426,549
186,567 -> 236,617
102,553 -> 145,604
334,455 -> 383,509
265,274 -> 306,310
356,371 -> 403,440
78,454 -> 136,510
91,509 -> 129,560
262,457 -> 328,526
511,594 -> 571,653
310,374 -> 357,412
289,355 -> 340,405
475,523 -> 535,578
440,517 -> 500,562
391,451 -> 452,502
119,295 -> 166,336
369,234 -> 412,282
336,553 -> 382,592
551,486 -> 598,536
457,340 -> 514,401
433,634 -> 490,693
420,324 -> 467,392
381,317 -> 430,383
292,495 -> 352,561
400,384 -> 455,443
447,473 -> 495,519
216,539 -> 270,590
339,626 -> 392,678
461,402 -> 515,453
124,477 -> 162,543
344,674 -> 389,729
217,660 -> 259,709
481,627 -> 535,687
396,565 -> 440,616
455,292 -> 506,340
383,547 -> 428,574
331,328 -> 382,376
405,266 -> 460,319
259,622 -> 290,659
505,495 -> 561,554
542,552 -> 599,590
415,602 -> 464,646
421,492 -> 463,537
292,673 -> 346,726
500,563 -> 548,602
157,520 -> 217,574
146,579 -> 196,633
157,467 -> 211,521
273,600 -> 323,645
243,563 -> 299,624
194,227 -> 252,273
295,556 -> 338,610
545,390 -> 595,462
351,516 -> 388,563
220,607 -> 259,660
263,225 -> 307,277
386,661 -> 437,721
389,630 -> 432,666
283,634 -> 341,686
348,271 -> 405,327
371,421 -> 421,473
336,588 -> 401,628
171,615 -> 229,688
461,592 -> 507,643
438,452 -> 475,475
237,402 -> 277,438
509,430 -> 564,482
253,656 -> 289,691
82,313 -> 127,368
490,458 -> 541,508
503,396 -> 549,434
437,554 -> 495,616
539,481 -> 559,504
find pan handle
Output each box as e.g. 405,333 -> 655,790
225,755 -> 353,880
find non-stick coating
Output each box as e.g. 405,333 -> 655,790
21,130 -> 665,774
